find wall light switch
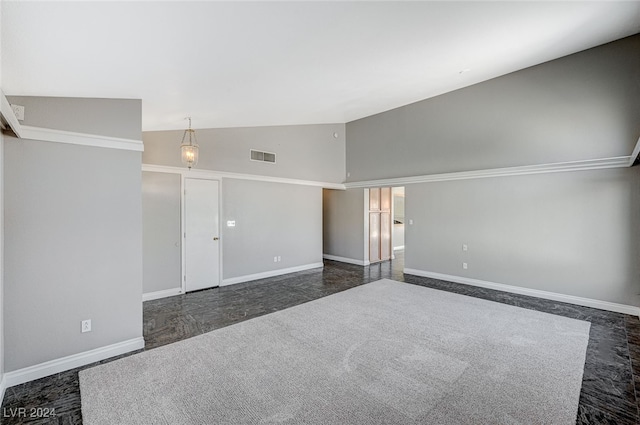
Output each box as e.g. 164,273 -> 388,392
462,244 -> 468,251
409,219 -> 414,225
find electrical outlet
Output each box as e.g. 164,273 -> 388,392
277,256 -> 281,262
462,263 -> 468,270
274,256 -> 278,262
462,244 -> 468,251
82,319 -> 92,333
10,104 -> 25,121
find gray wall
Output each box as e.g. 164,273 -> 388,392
142,172 -> 181,294
142,123 -> 342,285
0,131 -> 4,381
405,168 -> 640,306
322,188 -> 365,261
222,179 -> 322,279
3,95 -> 143,372
6,96 -> 142,140
344,35 -> 640,306
143,123 -> 345,183
4,138 -> 143,371
346,35 -> 640,181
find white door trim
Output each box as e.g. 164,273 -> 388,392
181,175 -> 186,293
363,188 -> 370,265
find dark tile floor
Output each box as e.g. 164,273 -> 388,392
2,252 -> 640,424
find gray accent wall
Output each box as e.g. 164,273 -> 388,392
322,189 -> 365,262
344,34 -> 640,306
143,123 -> 346,183
405,168 -> 640,306
222,179 -> 322,279
3,95 -> 143,372
5,96 -> 142,140
142,172 -> 181,294
346,35 -> 640,181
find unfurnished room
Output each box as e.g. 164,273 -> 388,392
0,1 -> 639,424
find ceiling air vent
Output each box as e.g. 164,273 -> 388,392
250,149 -> 276,164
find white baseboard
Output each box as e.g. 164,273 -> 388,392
323,254 -> 369,266
3,337 -> 145,388
403,268 -> 640,317
143,287 -> 182,302
222,263 -> 324,286
393,246 -> 405,251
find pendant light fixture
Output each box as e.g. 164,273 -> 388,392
180,117 -> 199,169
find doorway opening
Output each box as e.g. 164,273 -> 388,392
392,187 -> 405,258
366,186 -> 405,265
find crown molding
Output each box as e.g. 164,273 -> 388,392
345,156 -> 632,189
19,126 -> 144,152
0,89 -> 23,136
1,91 -> 143,152
142,163 -> 346,190
628,135 -> 640,166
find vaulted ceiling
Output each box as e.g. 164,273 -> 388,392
2,1 -> 639,131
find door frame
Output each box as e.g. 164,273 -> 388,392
364,186 -> 399,264
141,164 -> 224,294
363,188 -> 370,265
365,187 -> 393,264
181,176 -> 223,293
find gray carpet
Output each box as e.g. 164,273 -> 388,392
80,279 -> 590,424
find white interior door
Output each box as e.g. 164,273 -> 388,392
184,178 -> 220,291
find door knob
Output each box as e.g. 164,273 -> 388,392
213,237 -> 219,241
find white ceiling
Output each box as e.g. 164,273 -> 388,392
2,1 -> 639,132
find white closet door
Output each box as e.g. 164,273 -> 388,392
185,178 -> 220,291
